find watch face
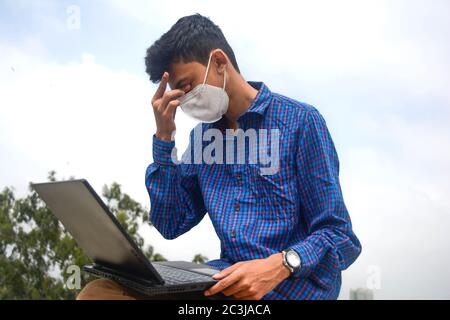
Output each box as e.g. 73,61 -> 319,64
286,250 -> 301,268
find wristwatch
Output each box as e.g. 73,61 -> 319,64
282,249 -> 301,274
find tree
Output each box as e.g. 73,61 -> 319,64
0,171 -> 207,299
192,254 -> 209,264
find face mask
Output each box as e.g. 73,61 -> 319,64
178,52 -> 229,123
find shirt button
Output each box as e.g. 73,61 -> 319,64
234,203 -> 240,212
230,229 -> 236,238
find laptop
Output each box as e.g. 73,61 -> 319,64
31,179 -> 221,297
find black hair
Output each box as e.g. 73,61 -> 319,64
145,13 -> 240,83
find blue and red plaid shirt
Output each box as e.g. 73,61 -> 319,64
145,81 -> 361,300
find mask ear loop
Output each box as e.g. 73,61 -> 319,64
203,51 -> 213,84
223,69 -> 227,90
203,51 -> 227,90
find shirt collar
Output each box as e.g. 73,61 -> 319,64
205,81 -> 272,131
245,81 -> 272,116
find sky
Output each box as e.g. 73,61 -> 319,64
1,0 -> 450,299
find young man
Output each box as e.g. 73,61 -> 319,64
77,13 -> 361,300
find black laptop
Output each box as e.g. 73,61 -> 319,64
32,179 -> 221,297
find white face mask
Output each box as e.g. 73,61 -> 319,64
178,52 -> 229,123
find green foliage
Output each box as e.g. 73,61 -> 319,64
0,172 -> 164,299
192,254 -> 209,264
0,171 -> 208,299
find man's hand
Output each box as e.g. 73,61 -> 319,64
204,253 -> 291,300
151,72 -> 186,142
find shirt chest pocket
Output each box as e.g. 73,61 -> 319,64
247,164 -> 297,222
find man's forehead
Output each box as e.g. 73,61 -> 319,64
168,63 -> 186,84
168,60 -> 203,88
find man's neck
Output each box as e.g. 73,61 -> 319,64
224,77 -> 259,130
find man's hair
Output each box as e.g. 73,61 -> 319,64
145,13 -> 240,83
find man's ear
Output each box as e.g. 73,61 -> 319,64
212,49 -> 228,74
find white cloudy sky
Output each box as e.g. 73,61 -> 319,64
1,0 -> 449,299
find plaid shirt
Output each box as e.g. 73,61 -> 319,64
145,81 -> 361,300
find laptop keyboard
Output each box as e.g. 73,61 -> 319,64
153,264 -> 214,285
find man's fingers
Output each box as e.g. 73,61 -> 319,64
221,280 -> 249,297
212,262 -> 243,280
233,289 -> 259,300
235,294 -> 257,300
205,271 -> 242,296
159,89 -> 185,112
164,99 -> 180,117
152,72 -> 169,103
